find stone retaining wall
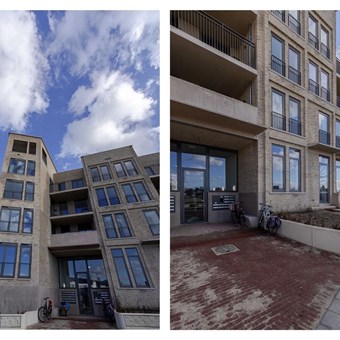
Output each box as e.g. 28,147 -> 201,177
0,311 -> 37,329
114,309 -> 159,329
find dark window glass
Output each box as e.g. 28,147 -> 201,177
42,149 -> 47,165
126,248 -> 150,288
122,184 -> 137,203
4,180 -> 23,200
96,188 -> 108,207
8,158 -> 25,175
25,182 -> 35,201
111,249 -> 132,287
23,209 -> 33,233
106,186 -> 120,205
145,167 -> 155,176
144,210 -> 159,235
134,182 -> 151,201
0,207 -> 21,232
102,215 -> 117,238
99,165 -> 111,180
59,202 -> 69,215
27,161 -> 36,176
0,244 -> 17,277
58,182 -> 66,191
29,142 -> 36,155
124,160 -> 138,176
114,163 -> 126,178
115,213 -> 132,237
90,168 -> 101,182
19,244 -> 32,278
12,140 -> 27,153
75,200 -> 89,213
71,179 -> 85,189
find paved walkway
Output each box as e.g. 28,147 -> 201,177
171,223 -> 340,330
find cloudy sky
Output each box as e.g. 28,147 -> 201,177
0,10 -> 159,171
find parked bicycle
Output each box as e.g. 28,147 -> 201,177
38,297 -> 52,323
102,298 -> 115,322
257,203 -> 281,235
230,201 -> 247,228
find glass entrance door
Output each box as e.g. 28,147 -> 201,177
183,169 -> 205,223
76,272 -> 93,314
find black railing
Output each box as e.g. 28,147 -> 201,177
271,10 -> 285,22
308,32 -> 319,50
309,79 -> 319,95
321,43 -> 330,59
288,14 -> 301,35
170,10 -> 256,69
319,129 -> 330,145
288,66 -> 301,85
336,136 -> 340,149
272,111 -> 286,131
271,55 -> 285,76
320,87 -> 330,102
289,118 -> 301,136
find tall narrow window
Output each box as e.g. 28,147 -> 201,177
18,244 -> 32,278
289,98 -> 301,135
319,112 -> 330,145
336,120 -> 340,148
0,207 -> 21,232
309,61 -> 319,95
271,35 -> 285,76
23,209 -> 33,233
288,47 -> 301,85
289,148 -> 301,192
111,249 -> 132,287
134,182 -> 151,201
170,150 -> 178,191
106,186 -> 120,205
336,160 -> 340,192
96,188 -> 108,207
144,210 -> 160,235
122,184 -> 137,203
102,215 -> 118,238
126,248 -> 150,288
115,213 -> 132,237
27,161 -> 36,176
0,243 -> 17,277
42,149 -> 47,165
320,70 -> 330,102
272,145 -> 285,192
25,182 -> 35,201
288,10 -> 300,34
4,180 -> 23,200
99,165 -> 111,180
320,26 -> 330,58
114,163 -> 126,178
90,168 -> 101,182
29,142 -> 36,155
124,160 -> 138,176
272,90 -> 285,131
209,156 -> 226,191
308,16 -> 318,49
8,159 -> 25,175
319,156 -> 329,203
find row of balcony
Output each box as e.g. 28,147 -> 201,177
271,112 -> 302,136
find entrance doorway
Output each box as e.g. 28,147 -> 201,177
76,272 -> 93,314
183,169 -> 206,223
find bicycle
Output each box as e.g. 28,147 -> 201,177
38,297 -> 52,323
230,202 -> 247,228
102,298 -> 115,322
257,203 -> 281,235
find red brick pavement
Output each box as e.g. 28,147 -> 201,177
170,228 -> 340,330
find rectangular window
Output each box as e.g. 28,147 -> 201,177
113,163 -> 126,178
319,113 -> 330,145
99,165 -> 111,181
134,182 -> 151,201
72,179 -> 85,188
102,215 -> 118,238
59,202 -> 69,215
12,140 -> 27,153
288,47 -> 301,85
336,160 -> 340,192
126,248 -> 150,288
145,167 -> 155,176
29,142 -> 36,155
288,10 -> 300,35
289,148 -> 301,192
90,168 -> 101,182
96,188 -> 108,207
23,209 -> 33,233
289,97 -> 301,136
309,61 -> 319,95
122,184 -> 137,203
320,70 -> 330,102
27,161 -> 36,176
4,180 -> 24,200
272,145 -> 285,192
42,149 -> 47,165
124,160 -> 138,176
58,182 -> 66,191
19,244 -> 32,278
0,207 -> 21,232
272,90 -> 285,130
0,243 -> 17,277
271,34 -> 285,76
111,249 -> 132,287
308,16 -> 319,49
25,182 -> 35,201
170,150 -> 178,191
336,120 -> 340,148
106,186 -> 120,205
115,213 -> 132,237
144,210 -> 159,235
8,158 -> 25,175
74,200 -> 89,213
320,26 -> 330,58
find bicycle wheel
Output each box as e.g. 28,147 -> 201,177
38,306 -> 48,323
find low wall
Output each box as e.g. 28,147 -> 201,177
114,310 -> 159,329
0,311 -> 37,329
278,220 -> 340,255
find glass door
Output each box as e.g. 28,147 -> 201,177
76,272 -> 93,314
183,169 -> 206,223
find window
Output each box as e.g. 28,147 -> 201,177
111,249 -> 132,287
74,200 -> 89,213
320,26 -> 330,58
144,210 -> 159,235
25,182 -> 35,201
72,179 -> 84,189
271,10 -> 285,21
102,215 -> 118,238
336,120 -> 340,148
58,182 -> 66,191
0,207 -> 21,232
170,150 -> 178,191
336,160 -> 340,192
134,182 -> 151,201
126,248 -> 150,288
320,70 -> 330,102
209,156 -> 226,191
59,202 -> 69,215
4,180 -> 23,200
272,145 -> 285,192
271,90 -> 285,130
122,184 -> 137,203
271,34 -> 285,76
90,168 -> 101,182
23,209 -> 33,233
320,156 -> 329,203
308,15 -> 318,49
289,98 -> 301,135
29,142 -> 36,155
106,186 -> 120,205
8,159 -> 25,175
42,149 -> 47,165
113,163 -> 126,178
124,161 -> 138,176
99,165 -> 111,181
115,213 -> 132,237
18,244 -> 32,278
319,113 -> 330,145
12,140 -> 27,153
288,47 -> 301,85
0,243 -> 17,277
27,161 -> 35,176
308,61 -> 319,95
96,188 -> 108,207
288,10 -> 300,34
145,167 -> 155,176
289,148 -> 301,192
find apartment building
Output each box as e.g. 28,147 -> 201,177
0,133 -> 159,317
170,10 -> 340,226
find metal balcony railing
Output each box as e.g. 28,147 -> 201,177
271,55 -> 285,76
336,136 -> 340,149
271,10 -> 285,22
320,87 -> 330,102
170,10 -> 256,69
289,118 -> 301,136
308,32 -> 319,50
272,111 -> 286,131
288,66 -> 301,85
309,79 -> 319,95
321,43 -> 330,59
288,14 -> 301,35
319,129 -> 330,145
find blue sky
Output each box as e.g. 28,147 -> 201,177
0,10 -> 159,172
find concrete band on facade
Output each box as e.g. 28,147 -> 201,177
0,132 -> 159,319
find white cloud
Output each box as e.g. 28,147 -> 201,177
0,11 -> 49,131
58,70 -> 159,158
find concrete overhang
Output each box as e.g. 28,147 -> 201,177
50,211 -> 93,226
309,143 -> 340,154
171,28 -> 257,99
50,187 -> 89,203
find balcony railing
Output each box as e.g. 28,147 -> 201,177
319,129 -> 330,145
272,111 -> 286,131
308,32 -> 319,50
336,136 -> 340,149
320,87 -> 330,102
309,79 -> 319,95
288,66 -> 301,85
271,10 -> 285,22
170,10 -> 256,69
271,55 -> 285,76
288,14 -> 301,35
289,118 -> 301,136
321,43 -> 330,59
